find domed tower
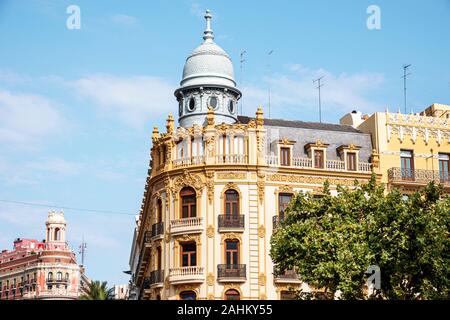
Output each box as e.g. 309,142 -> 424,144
45,210 -> 67,250
175,9 -> 241,128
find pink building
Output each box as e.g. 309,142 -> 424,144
0,210 -> 89,300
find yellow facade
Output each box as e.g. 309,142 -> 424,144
357,103 -> 450,193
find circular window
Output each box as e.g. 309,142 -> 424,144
209,96 -> 218,109
187,97 -> 196,112
228,100 -> 235,114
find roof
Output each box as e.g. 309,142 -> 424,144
237,116 -> 363,134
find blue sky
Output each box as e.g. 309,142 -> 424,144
0,0 -> 449,285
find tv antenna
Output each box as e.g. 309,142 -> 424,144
79,236 -> 87,266
267,50 -> 274,119
402,64 -> 412,114
239,50 -> 247,116
313,76 -> 325,123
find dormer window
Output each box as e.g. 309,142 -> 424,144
347,152 -> 357,171
280,147 -> 291,166
337,144 -> 361,171
314,150 -> 324,169
305,140 -> 329,169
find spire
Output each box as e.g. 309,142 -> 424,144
203,9 -> 214,43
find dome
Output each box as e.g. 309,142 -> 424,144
180,10 -> 236,88
46,210 -> 66,224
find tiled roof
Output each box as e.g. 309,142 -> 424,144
237,116 -> 362,133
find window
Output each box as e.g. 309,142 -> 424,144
224,190 -> 239,217
157,199 -> 163,223
278,193 -> 293,220
181,242 -> 196,267
187,97 -> 196,112
57,272 -> 62,281
228,100 -> 235,114
209,96 -> 218,109
54,228 -> 61,241
48,272 -> 53,281
280,147 -> 291,166
178,101 -> 183,116
180,187 -> 196,218
347,152 -> 357,171
65,273 -> 69,281
400,150 -> 414,180
314,150 -> 324,168
156,247 -> 162,270
225,289 -> 240,300
225,240 -> 239,265
439,153 -> 449,182
179,291 -> 197,300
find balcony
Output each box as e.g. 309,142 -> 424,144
151,222 -> 164,240
217,264 -> 246,282
218,215 -> 245,232
274,269 -> 301,284
388,168 -> 450,187
215,154 -> 248,164
169,266 -> 204,285
170,217 -> 203,236
266,155 -> 372,173
149,269 -> 164,288
46,279 -> 69,285
272,215 -> 284,232
172,156 -> 205,169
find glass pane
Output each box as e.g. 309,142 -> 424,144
190,253 -> 196,266
182,254 -> 188,267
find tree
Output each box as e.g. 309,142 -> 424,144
270,174 -> 450,299
80,280 -> 114,300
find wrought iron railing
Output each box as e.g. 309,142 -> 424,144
274,269 -> 300,280
388,167 -> 450,185
150,269 -> 164,285
151,222 -> 164,238
217,264 -> 246,280
218,215 -> 245,229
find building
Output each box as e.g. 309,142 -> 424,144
112,284 -> 130,300
0,210 -> 89,300
347,103 -> 450,194
129,10 -> 380,300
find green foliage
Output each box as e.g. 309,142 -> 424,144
79,280 -> 114,300
270,174 -> 450,300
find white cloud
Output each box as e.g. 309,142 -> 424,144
0,90 -> 65,149
190,2 -> 203,18
69,74 -> 175,128
110,14 -> 138,26
242,65 -> 385,120
0,70 -> 31,84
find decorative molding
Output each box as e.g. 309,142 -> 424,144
267,174 -> 367,186
259,293 -> 267,300
258,273 -> 266,286
207,293 -> 215,300
258,225 -> 266,238
205,171 -> 215,204
174,234 -> 201,245
216,172 -> 246,180
257,181 -> 265,204
206,273 -> 215,286
206,225 -> 215,238
220,233 -> 242,244
172,170 -> 204,194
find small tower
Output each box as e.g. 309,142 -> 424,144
45,210 -> 67,250
175,9 -> 241,128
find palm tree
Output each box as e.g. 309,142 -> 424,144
80,280 -> 114,300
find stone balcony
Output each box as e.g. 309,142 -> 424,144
168,266 -> 204,285
170,217 -> 203,236
266,155 -> 372,173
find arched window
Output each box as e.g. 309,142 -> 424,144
224,189 -> 239,217
47,272 -> 53,281
56,272 -> 62,281
54,228 -> 61,241
180,290 -> 196,300
225,239 -> 239,266
65,273 -> 69,281
157,199 -> 163,223
180,187 -> 196,218
225,289 -> 240,300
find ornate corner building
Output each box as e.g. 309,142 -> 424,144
128,10 -> 386,300
0,211 -> 89,300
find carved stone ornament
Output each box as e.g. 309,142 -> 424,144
206,273 -> 215,286
206,225 -> 215,238
258,225 -> 266,238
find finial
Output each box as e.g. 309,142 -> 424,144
166,113 -> 174,133
207,106 -> 215,127
203,9 -> 214,42
152,126 -> 159,141
256,106 -> 264,127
